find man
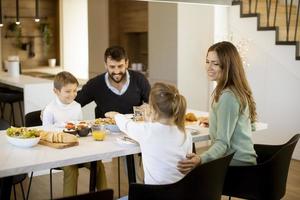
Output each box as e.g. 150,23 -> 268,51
72,45 -> 150,194
76,45 -> 151,118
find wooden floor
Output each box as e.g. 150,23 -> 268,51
11,156 -> 300,200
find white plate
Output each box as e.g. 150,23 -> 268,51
105,124 -> 121,132
186,128 -> 201,136
6,135 -> 40,148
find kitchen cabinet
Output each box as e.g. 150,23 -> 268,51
109,0 -> 148,73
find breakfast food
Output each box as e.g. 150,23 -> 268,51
185,113 -> 198,122
65,122 -> 76,130
40,131 -> 78,143
6,127 -> 40,138
94,118 -> 116,125
199,116 -> 209,128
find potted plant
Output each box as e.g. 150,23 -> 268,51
38,23 -> 55,67
38,23 -> 53,54
7,22 -> 22,49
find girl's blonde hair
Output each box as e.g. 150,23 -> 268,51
208,41 -> 257,123
149,82 -> 187,133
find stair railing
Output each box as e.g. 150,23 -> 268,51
233,0 -> 300,42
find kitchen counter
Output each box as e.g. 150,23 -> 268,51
0,71 -> 54,115
22,66 -> 87,86
22,66 -> 64,75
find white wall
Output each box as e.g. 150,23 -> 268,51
148,2 -> 178,85
60,0 -> 89,79
229,5 -> 300,159
149,2 -> 211,110
177,4 -> 212,110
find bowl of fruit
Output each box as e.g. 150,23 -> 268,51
6,127 -> 41,148
77,122 -> 91,137
63,122 -> 78,135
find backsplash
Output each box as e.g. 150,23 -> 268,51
0,0 -> 59,68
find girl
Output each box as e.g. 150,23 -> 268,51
178,41 -> 257,174
111,82 -> 192,185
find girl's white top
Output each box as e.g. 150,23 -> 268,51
115,114 -> 193,185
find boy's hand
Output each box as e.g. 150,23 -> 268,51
105,111 -> 119,119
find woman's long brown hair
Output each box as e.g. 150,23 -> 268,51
208,41 -> 257,123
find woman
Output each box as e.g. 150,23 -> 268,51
178,41 -> 257,174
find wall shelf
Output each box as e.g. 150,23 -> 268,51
4,15 -> 48,20
4,34 -> 44,39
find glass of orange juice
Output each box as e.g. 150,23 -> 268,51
91,125 -> 108,141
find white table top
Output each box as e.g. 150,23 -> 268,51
0,131 -> 141,178
0,110 -> 268,178
0,71 -> 52,89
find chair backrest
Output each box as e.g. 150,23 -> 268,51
223,134 -> 300,200
25,110 -> 42,127
0,119 -> 10,130
54,189 -> 114,200
261,134 -> 300,199
129,153 -> 234,200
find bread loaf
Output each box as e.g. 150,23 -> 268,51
40,131 -> 78,143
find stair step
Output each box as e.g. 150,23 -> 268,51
276,41 -> 297,45
236,0 -> 300,60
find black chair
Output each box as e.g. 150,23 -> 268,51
23,110 -> 42,200
223,134 -> 300,200
0,89 -> 24,126
0,119 -> 27,200
128,153 -> 234,200
24,110 -> 42,127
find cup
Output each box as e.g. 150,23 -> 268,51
91,125 -> 108,141
5,60 -> 20,77
131,63 -> 137,70
136,63 -> 143,71
48,58 -> 56,68
133,106 -> 146,121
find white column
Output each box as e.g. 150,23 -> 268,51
148,2 -> 213,110
59,0 -> 89,79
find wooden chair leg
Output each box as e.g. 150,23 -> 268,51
13,184 -> 17,200
10,103 -> 16,126
118,157 -> 121,198
50,169 -> 54,200
18,101 -> 24,126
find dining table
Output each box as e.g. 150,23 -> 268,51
0,110 -> 268,199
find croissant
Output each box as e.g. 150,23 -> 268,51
40,131 -> 78,143
185,113 -> 198,122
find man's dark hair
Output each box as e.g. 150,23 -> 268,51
104,45 -> 128,63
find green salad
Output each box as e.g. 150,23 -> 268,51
6,127 -> 40,138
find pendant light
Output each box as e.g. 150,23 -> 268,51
0,0 -> 3,27
16,0 -> 20,25
35,0 -> 40,22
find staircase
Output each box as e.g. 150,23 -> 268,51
232,0 -> 300,60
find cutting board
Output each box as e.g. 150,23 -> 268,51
39,140 -> 79,149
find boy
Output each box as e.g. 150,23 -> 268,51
43,71 -> 106,196
43,71 -> 82,126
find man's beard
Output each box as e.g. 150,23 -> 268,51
108,72 -> 126,83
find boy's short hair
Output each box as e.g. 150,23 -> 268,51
54,71 -> 79,90
104,45 -> 128,63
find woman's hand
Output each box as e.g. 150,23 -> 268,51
177,153 -> 201,174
